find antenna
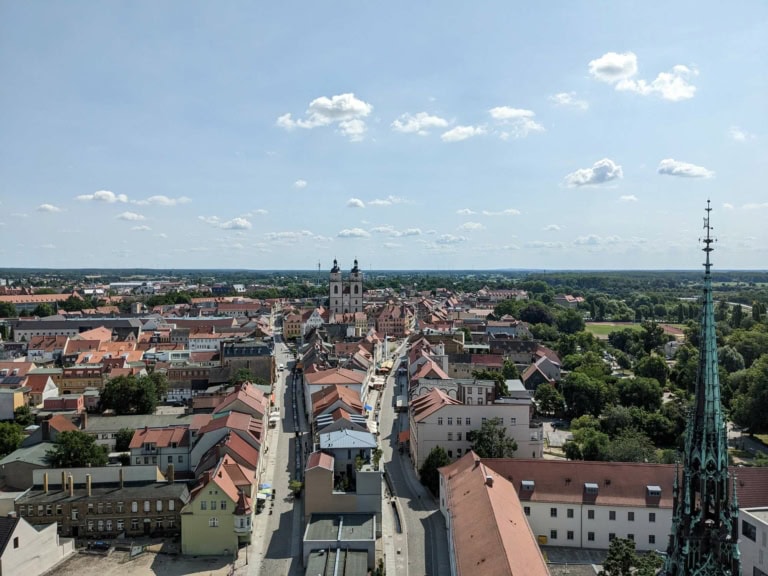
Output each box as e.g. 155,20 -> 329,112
702,199 -> 716,276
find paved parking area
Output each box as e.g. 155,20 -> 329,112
47,550 -> 234,576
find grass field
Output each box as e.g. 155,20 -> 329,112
585,323 -> 643,338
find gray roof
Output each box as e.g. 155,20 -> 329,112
0,442 -> 56,467
305,513 -> 376,542
319,429 -> 377,450
15,318 -> 142,330
17,482 -> 189,505
86,414 -> 194,433
305,549 -> 369,576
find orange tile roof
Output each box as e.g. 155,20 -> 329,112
129,426 -> 190,449
77,326 -> 114,342
306,451 -> 334,471
0,362 -> 36,377
48,415 -> 79,433
410,387 -> 461,423
62,339 -> 101,356
25,373 -> 55,394
214,385 -> 268,418
311,385 -> 364,416
304,367 -> 366,386
440,453 -> 549,576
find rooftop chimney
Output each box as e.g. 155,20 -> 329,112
86,474 -> 92,497
119,467 -> 124,489
485,475 -> 494,487
167,464 -> 175,483
68,474 -> 74,498
43,473 -> 49,494
61,471 -> 67,489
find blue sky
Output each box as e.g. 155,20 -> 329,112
1,1 -> 766,270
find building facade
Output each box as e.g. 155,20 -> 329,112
329,259 -> 363,315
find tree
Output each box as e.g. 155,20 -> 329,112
30,303 -> 55,317
46,430 -> 108,468
519,302 -> 555,326
731,303 -> 744,328
419,446 -> 451,496
534,383 -> 565,415
634,354 -> 668,387
100,374 -> 163,415
14,405 -> 34,427
0,302 -> 17,318
471,369 -> 508,397
561,372 -> 610,418
114,427 -> 135,452
469,417 -> 518,458
501,359 -> 519,380
600,537 -> 662,576
616,377 -> 663,411
0,422 -> 24,457
556,308 -> 585,334
729,354 -> 768,433
728,329 -> 768,368
640,321 -> 666,354
230,367 -> 255,385
603,429 -> 657,463
718,345 -> 745,373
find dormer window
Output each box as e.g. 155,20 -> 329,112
647,485 -> 662,497
584,482 -> 599,495
521,480 -> 535,491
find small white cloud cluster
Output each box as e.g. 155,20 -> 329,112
37,204 -> 62,213
391,112 -> 449,135
77,190 -> 128,203
277,93 -> 373,141
657,159 -> 714,178
589,52 -> 697,101
117,212 -> 146,221
337,228 -> 371,238
134,195 -> 190,206
549,92 -> 588,110
489,107 -> 545,139
199,215 -> 252,230
441,125 -> 487,143
564,158 -> 623,187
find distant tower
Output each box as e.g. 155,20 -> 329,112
663,201 -> 741,576
329,259 -> 363,315
329,259 -> 342,314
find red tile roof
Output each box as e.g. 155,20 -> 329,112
410,387 -> 461,423
304,367 -> 366,386
48,415 -> 78,433
311,385 -> 364,416
306,451 -> 334,471
25,373 -> 55,394
129,426 -> 190,449
440,453 -> 549,576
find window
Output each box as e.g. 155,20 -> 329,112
38,505 -> 44,515
106,503 -> 112,514
550,530 -> 558,540
550,508 -> 558,518
71,509 -> 78,521
628,511 -> 635,522
168,500 -> 175,511
456,418 -> 462,425
478,397 -> 483,404
467,387 -> 473,394
117,502 -> 124,513
448,450 -> 453,458
627,534 -> 635,541
87,520 -> 94,532
144,501 -> 150,512
135,458 -> 141,465
609,510 -> 616,521
498,418 -> 503,425
524,506 -> 531,516
567,531 -> 574,541
211,501 -> 217,510
178,455 -> 183,463
567,508 -> 574,519
742,520 -> 757,541
46,504 -> 52,516
609,533 -> 616,541
437,417 -> 443,425
209,517 -> 219,528
587,510 -> 595,520
131,518 -> 139,531
457,449 -> 462,456
649,512 -> 656,523
97,520 -> 104,531
131,501 -> 138,513
649,535 -> 656,544
200,501 -> 207,510
588,532 -> 595,542
482,417 -> 487,424
447,418 -> 453,426
13,537 -> 19,549
509,418 -> 516,426
88,503 -> 94,514
56,504 -> 62,515
156,500 -> 163,512
457,433 -> 462,441
167,456 -> 173,463
168,518 -> 175,529
465,418 -> 471,426
97,503 -> 103,514
447,432 -> 453,441
155,518 -> 163,529
221,501 -> 227,510
117,519 -> 124,531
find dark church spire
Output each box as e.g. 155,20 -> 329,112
663,201 -> 741,575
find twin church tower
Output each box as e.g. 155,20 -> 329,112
328,259 -> 363,315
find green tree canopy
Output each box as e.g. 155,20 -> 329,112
727,329 -> 768,368
469,416 -> 518,458
419,446 -> 451,496
0,422 -> 24,457
634,354 -> 668,387
729,354 -> 768,432
46,430 -> 108,467
616,377 -> 663,411
599,537 -> 662,576
114,427 -> 136,452
100,374 -> 165,415
534,383 -> 565,415
30,303 -> 55,317
471,369 -> 508,397
14,405 -> 34,427
603,428 -> 658,463
0,302 -> 17,318
556,308 -> 585,334
561,372 -> 610,418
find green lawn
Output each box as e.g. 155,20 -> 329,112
585,323 -> 643,337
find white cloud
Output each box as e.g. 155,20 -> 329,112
399,228 -> 422,237
368,195 -> 407,207
589,52 -> 697,101
549,92 -> 588,110
458,221 -> 484,231
134,195 -> 190,206
481,208 -> 520,216
391,112 -> 449,135
489,107 -> 545,138
564,158 -> 624,187
620,195 -> 638,202
370,225 -> 395,234
722,203 -> 734,210
543,224 -> 561,231
456,208 -> 476,215
116,211 -> 146,221
131,225 -> 151,231
441,125 -> 487,142
337,228 -> 371,238
264,230 -> 315,242
742,202 -> 768,210
294,179 -> 308,189
657,158 -> 714,178
347,198 -> 365,208
729,126 -> 754,142
435,234 -> 467,245
220,218 -> 252,230
77,190 -> 128,203
37,203 -> 62,212
276,93 -> 373,141
525,240 -> 566,249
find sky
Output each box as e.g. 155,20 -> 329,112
1,1 -> 767,271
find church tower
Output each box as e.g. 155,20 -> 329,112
329,259 -> 342,315
663,201 -> 741,576
349,259 -> 363,314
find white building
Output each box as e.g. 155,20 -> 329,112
408,382 -> 543,469
741,507 -> 768,576
0,514 -> 74,575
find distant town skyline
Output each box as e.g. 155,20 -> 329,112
1,2 -> 766,270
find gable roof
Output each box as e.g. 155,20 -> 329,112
25,373 -> 55,394
304,367 -> 366,386
214,384 -> 268,418
48,415 -> 79,433
319,429 -> 377,450
0,516 -> 20,557
129,426 -> 190,449
306,451 -> 334,472
311,385 -> 363,416
411,387 -> 462,423
440,453 -> 549,576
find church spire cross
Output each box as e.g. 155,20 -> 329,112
663,202 -> 741,576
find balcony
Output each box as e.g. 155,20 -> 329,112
233,515 -> 251,534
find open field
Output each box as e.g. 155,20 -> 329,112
585,322 -> 686,339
